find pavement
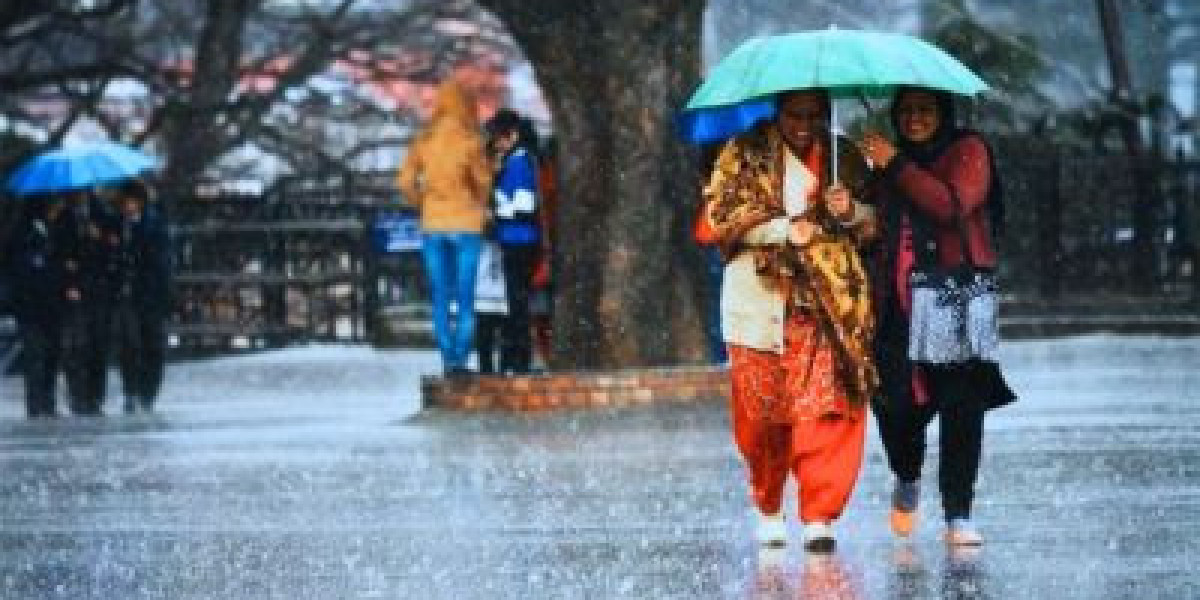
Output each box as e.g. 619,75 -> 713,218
0,336 -> 1197,599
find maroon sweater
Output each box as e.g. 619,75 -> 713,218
885,134 -> 997,268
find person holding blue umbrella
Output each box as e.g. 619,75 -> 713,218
57,188 -> 122,415
3,195 -> 70,418
6,140 -> 160,416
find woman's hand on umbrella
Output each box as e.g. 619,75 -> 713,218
859,132 -> 897,167
789,218 -> 818,247
825,184 -> 853,221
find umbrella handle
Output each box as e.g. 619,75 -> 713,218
830,102 -> 838,187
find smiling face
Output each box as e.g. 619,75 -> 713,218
893,90 -> 943,143
776,91 -> 828,154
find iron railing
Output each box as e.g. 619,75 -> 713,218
155,149 -> 1200,352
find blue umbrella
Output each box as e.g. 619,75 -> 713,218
676,98 -> 777,144
7,141 -> 159,196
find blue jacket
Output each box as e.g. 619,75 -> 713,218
492,147 -> 540,246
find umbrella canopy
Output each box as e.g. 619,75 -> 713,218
7,141 -> 159,196
679,28 -> 989,143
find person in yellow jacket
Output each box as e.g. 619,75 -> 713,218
397,80 -> 493,376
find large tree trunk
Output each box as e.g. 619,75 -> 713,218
478,1 -> 709,368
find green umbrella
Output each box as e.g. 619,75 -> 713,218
686,28 -> 988,111
682,27 -> 988,174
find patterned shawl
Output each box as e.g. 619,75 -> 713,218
703,125 -> 878,406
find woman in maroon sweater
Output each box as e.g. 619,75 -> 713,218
860,87 -> 1016,547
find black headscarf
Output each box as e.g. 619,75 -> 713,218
487,109 -> 540,162
887,85 -> 1004,238
889,86 -> 960,167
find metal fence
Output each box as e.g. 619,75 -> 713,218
163,147 -> 1200,353
994,141 -> 1200,310
167,184 -> 426,354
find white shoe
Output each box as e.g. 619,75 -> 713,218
757,512 -> 787,547
945,518 -> 984,546
802,521 -> 835,553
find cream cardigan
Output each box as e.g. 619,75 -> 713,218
720,203 -> 874,354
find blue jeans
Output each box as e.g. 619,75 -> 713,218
421,232 -> 482,370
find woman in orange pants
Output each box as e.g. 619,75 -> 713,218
703,90 -> 878,552
728,322 -> 866,535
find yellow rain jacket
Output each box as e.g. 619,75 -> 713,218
397,81 -> 493,233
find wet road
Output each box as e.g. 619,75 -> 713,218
0,337 -> 1197,599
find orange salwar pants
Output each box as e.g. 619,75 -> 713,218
728,316 -> 866,523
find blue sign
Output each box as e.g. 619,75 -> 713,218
372,209 -> 422,253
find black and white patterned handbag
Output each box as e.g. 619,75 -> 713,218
908,190 -> 1000,364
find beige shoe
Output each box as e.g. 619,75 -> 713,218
756,512 -> 787,548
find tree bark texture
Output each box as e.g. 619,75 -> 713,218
160,0 -> 254,200
478,1 -> 709,368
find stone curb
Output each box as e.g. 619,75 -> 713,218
421,365 -> 731,411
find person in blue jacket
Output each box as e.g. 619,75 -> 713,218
57,189 -> 119,415
485,110 -> 541,374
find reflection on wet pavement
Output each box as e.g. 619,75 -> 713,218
0,338 -> 1196,598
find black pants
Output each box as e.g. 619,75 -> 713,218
872,365 -> 986,521
115,302 -> 166,407
62,302 -> 110,414
499,244 -> 537,374
474,313 -> 505,374
18,317 -> 61,417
